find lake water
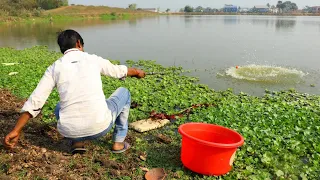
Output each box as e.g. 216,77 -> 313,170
1,15 -> 320,95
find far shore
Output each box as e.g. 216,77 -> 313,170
170,12 -> 320,16
0,5 -> 157,24
1,5 -> 320,24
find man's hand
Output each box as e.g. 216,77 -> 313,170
3,112 -> 32,149
4,130 -> 20,149
127,68 -> 146,78
135,69 -> 146,78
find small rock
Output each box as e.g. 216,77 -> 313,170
145,168 -> 166,180
41,148 -> 47,153
16,165 -> 22,170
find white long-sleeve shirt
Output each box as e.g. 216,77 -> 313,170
21,49 -> 128,138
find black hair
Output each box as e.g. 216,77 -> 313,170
57,29 -> 84,54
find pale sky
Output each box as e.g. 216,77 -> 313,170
69,0 -> 319,11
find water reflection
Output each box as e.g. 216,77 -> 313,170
275,18 -> 297,30
128,19 -> 137,27
250,18 -> 271,27
184,16 -> 194,23
184,16 -> 195,28
221,16 -> 297,30
223,16 -> 238,25
0,19 -> 128,49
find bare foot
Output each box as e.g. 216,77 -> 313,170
112,142 -> 125,151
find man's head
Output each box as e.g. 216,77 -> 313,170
57,29 -> 84,54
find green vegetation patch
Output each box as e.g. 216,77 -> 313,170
1,46 -> 320,179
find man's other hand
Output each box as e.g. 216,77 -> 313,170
136,69 -> 146,78
4,130 -> 20,149
127,68 -> 146,78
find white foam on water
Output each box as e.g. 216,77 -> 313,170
225,64 -> 306,83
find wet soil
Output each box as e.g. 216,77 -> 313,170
0,89 -> 145,179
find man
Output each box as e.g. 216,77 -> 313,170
4,29 -> 145,154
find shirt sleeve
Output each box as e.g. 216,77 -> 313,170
21,65 -> 55,118
91,54 -> 128,78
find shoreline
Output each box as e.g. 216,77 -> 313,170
0,13 -> 156,24
2,12 -> 320,24
170,12 -> 320,17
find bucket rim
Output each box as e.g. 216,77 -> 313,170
178,122 -> 244,148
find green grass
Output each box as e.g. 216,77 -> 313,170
0,5 -> 157,23
1,46 -> 320,179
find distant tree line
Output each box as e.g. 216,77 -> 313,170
180,1 -> 299,13
37,0 -> 68,10
128,3 -> 137,10
180,5 -> 218,13
0,0 -> 68,16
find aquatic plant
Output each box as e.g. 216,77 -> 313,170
1,46 -> 320,179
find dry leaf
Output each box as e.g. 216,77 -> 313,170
140,155 -> 147,161
140,167 -> 149,172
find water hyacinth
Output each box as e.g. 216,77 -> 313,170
1,46 -> 320,179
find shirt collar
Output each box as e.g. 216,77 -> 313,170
64,48 -> 80,55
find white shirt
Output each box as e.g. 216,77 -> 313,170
21,49 -> 128,138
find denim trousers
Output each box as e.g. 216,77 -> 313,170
54,87 -> 131,143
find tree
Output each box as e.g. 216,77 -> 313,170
62,0 -> 68,6
0,0 -> 67,16
267,3 -> 270,8
276,1 -> 283,13
128,4 -> 137,10
204,7 -> 212,13
36,0 -> 68,10
281,1 -> 298,13
195,6 -> 203,12
179,8 -> 184,12
166,8 -> 170,13
184,5 -> 193,13
303,6 -> 312,13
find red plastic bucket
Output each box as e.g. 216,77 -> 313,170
178,123 -> 244,176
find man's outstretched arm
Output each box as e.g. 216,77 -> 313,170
4,112 -> 32,149
94,55 -> 145,79
3,66 -> 55,149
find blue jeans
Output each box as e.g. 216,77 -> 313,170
54,87 -> 131,143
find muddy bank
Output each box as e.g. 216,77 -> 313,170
0,90 -> 145,179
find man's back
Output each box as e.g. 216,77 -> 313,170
22,49 -> 128,138
4,29 -> 144,153
55,49 -> 110,138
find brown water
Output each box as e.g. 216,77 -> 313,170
1,16 -> 319,95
